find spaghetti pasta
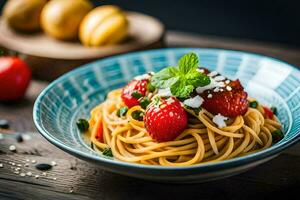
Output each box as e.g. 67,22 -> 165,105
87,88 -> 282,166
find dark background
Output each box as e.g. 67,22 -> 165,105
1,0 -> 299,46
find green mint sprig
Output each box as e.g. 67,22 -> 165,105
150,52 -> 210,98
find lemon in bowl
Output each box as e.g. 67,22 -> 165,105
40,0 -> 93,40
79,5 -> 128,47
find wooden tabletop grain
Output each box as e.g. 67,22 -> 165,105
1,31 -> 300,200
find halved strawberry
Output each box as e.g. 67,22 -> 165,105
121,79 -> 148,108
200,80 -> 248,117
144,97 -> 188,142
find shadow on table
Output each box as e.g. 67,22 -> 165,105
77,153 -> 300,200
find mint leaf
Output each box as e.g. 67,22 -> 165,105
178,52 -> 199,74
150,52 -> 210,99
185,72 -> 211,87
151,67 -> 179,88
170,79 -> 194,98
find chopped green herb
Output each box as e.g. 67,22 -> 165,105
184,105 -> 201,116
272,129 -> 284,143
102,148 -> 113,157
249,101 -> 258,108
147,83 -> 155,92
117,107 -> 128,117
76,119 -> 89,132
132,110 -> 144,121
270,106 -> 278,115
132,91 -> 143,99
150,52 -> 210,98
140,97 -> 151,109
193,107 -> 202,115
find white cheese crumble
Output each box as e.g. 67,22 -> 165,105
214,75 -> 226,81
212,114 -> 228,128
225,80 -> 230,84
208,71 -> 218,77
183,95 -> 204,108
134,73 -> 151,80
226,86 -> 232,91
157,87 -> 172,97
207,94 -> 213,98
196,77 -> 225,94
197,68 -> 205,73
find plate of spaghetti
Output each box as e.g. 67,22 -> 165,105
34,48 -> 300,183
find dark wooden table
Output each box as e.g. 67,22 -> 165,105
1,31 -> 300,200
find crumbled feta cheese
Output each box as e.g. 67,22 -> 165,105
213,87 -> 220,92
208,71 -> 218,77
212,114 -> 228,128
183,95 -> 204,108
207,94 -> 213,98
225,80 -> 230,84
226,86 -> 232,91
134,73 -> 151,81
196,77 -> 225,94
214,76 -> 226,81
197,68 -> 205,73
157,88 -> 172,97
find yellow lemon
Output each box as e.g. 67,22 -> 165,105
41,0 -> 93,40
79,5 -> 128,46
3,0 -> 47,32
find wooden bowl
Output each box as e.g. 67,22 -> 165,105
0,12 -> 165,81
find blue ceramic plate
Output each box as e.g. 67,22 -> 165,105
33,48 -> 300,183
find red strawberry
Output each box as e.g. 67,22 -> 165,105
144,97 -> 188,142
121,79 -> 148,108
200,80 -> 248,117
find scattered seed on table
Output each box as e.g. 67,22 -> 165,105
26,172 -> 32,176
35,175 -> 39,179
9,145 -> 16,152
26,159 -> 30,162
20,173 -> 26,177
14,171 -> 20,174
35,163 -> 52,171
11,162 -> 15,166
31,160 -> 36,164
24,163 -> 29,167
51,161 -> 57,166
17,164 -> 22,167
0,119 -> 9,129
22,134 -> 31,141
0,163 -> 3,168
15,167 -> 21,171
69,189 -> 74,193
42,172 -> 47,176
53,177 -> 57,180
